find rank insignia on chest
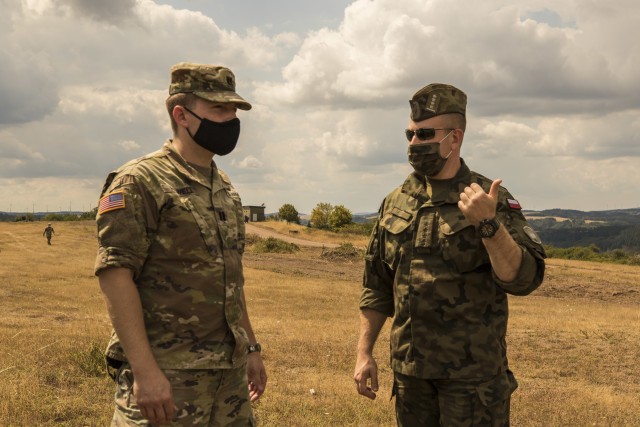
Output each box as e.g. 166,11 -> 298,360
507,198 -> 522,210
98,190 -> 126,214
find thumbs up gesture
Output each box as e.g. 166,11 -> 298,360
458,179 -> 502,227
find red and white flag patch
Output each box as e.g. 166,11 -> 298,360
99,190 -> 126,214
507,198 -> 522,210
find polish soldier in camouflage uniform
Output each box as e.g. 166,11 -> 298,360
95,63 -> 266,426
354,83 -> 546,426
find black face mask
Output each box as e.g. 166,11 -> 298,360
183,106 -> 240,156
407,130 -> 453,177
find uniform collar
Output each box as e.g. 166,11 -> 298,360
162,140 -> 219,190
401,159 -> 473,205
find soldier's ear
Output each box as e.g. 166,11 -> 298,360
452,128 -> 464,150
172,105 -> 189,128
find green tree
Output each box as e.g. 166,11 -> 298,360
329,204 -> 353,229
310,202 -> 333,229
278,203 -> 300,224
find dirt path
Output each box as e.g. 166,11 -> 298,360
246,223 -> 339,248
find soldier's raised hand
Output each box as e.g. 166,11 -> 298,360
458,179 -> 502,226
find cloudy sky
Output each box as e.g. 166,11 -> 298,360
1,0 -> 639,215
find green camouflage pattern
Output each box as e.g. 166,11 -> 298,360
410,83 -> 467,122
360,159 -> 546,380
111,363 -> 255,426
43,225 -> 55,237
169,62 -> 252,110
393,370 -> 516,426
95,140 -> 249,370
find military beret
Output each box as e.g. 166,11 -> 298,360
409,83 -> 466,122
169,62 -> 252,110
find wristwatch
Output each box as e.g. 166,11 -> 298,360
248,343 -> 262,354
477,217 -> 500,238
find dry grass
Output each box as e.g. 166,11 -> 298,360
251,221 -> 370,248
1,221 -> 639,426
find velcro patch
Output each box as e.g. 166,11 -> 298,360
523,226 -> 542,244
507,198 -> 522,210
98,190 -> 125,214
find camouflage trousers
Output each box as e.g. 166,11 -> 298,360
392,370 -> 517,427
111,364 -> 255,426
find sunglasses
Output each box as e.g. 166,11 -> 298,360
405,128 -> 453,142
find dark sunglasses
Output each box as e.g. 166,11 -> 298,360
405,128 -> 453,142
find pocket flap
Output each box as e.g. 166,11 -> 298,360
381,208 -> 412,234
440,210 -> 473,235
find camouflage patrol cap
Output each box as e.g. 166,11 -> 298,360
409,83 -> 466,122
169,62 -> 252,110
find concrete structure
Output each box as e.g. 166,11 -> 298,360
243,205 -> 266,222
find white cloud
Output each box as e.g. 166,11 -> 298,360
232,155 -> 263,169
119,140 -> 141,151
1,0 -> 639,214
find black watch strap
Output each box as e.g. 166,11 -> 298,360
478,217 -> 500,238
248,343 -> 262,353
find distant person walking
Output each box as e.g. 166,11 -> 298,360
353,83 -> 546,426
42,223 -> 55,245
95,63 -> 266,426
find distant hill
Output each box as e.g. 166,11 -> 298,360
526,208 -> 640,252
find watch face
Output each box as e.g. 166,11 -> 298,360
479,220 -> 498,238
480,224 -> 492,237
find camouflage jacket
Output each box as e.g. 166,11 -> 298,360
95,141 -> 248,370
360,160 -> 546,379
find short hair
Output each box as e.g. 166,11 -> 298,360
445,113 -> 466,132
166,93 -> 198,134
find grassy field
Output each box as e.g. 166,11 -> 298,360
1,221 -> 639,426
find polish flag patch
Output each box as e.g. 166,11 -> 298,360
507,198 -> 522,210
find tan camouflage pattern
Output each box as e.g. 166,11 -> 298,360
111,363 -> 255,426
393,370 -> 516,426
360,159 -> 546,380
410,83 -> 467,122
169,63 -> 252,110
95,140 -> 249,370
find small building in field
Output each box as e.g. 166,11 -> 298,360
243,205 -> 265,222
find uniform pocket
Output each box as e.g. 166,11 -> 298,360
380,208 -> 413,270
380,207 -> 412,234
475,369 -> 518,408
439,210 -> 490,273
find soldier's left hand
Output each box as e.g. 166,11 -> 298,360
247,353 -> 267,402
458,179 -> 502,226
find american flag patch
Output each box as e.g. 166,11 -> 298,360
507,198 -> 522,210
98,190 -> 126,214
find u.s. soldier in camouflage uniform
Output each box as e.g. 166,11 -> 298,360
95,63 -> 266,426
43,223 -> 55,245
353,83 -> 546,427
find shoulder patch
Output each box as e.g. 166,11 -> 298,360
98,190 -> 126,214
507,198 -> 522,210
523,226 -> 542,244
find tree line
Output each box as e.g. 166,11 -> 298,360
276,203 -> 374,235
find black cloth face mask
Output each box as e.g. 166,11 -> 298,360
183,106 -> 240,156
407,130 -> 453,177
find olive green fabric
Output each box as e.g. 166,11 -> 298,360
360,159 -> 546,380
409,83 -> 467,122
393,370 -> 516,427
95,140 -> 248,370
